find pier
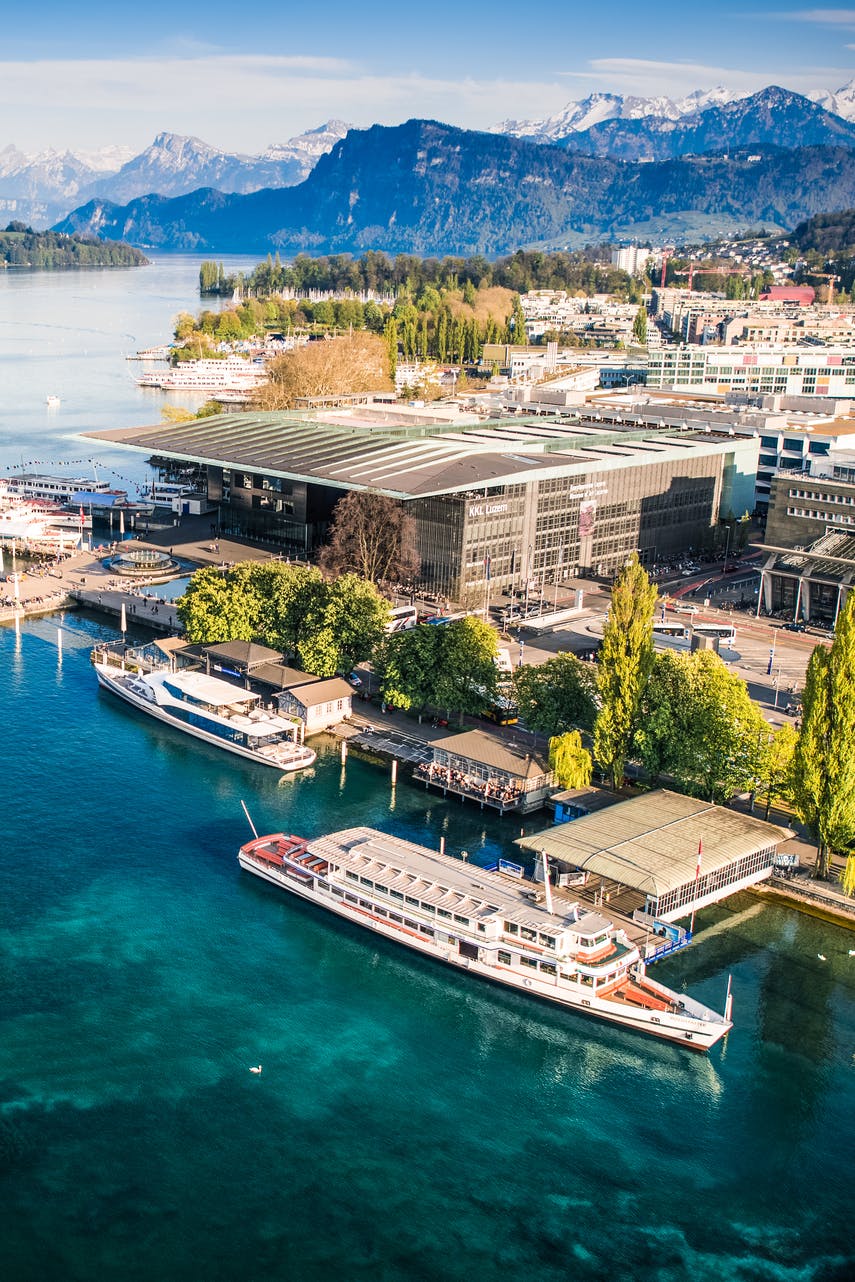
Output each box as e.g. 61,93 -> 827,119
67,588 -> 180,634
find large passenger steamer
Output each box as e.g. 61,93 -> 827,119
238,826 -> 732,1050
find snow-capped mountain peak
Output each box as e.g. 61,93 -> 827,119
491,86 -> 745,142
262,119 -> 351,164
811,77 -> 855,121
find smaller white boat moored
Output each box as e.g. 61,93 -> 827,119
93,654 -> 316,773
46,395 -> 61,408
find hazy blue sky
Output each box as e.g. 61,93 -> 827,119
2,2 -> 855,154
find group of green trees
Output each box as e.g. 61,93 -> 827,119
186,247 -> 648,367
0,224 -> 148,269
587,556 -> 855,886
375,616 -> 500,725
176,283 -> 526,370
199,249 -> 635,301
176,562 -> 390,678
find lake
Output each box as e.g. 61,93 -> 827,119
1,261 -> 854,1282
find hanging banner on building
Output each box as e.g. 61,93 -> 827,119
579,499 -> 598,538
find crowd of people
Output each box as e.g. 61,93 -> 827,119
416,761 -> 523,808
0,585 -> 67,614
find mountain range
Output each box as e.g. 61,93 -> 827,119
54,118 -> 855,256
556,87 -> 855,162
494,77 -> 855,142
0,122 -> 350,227
6,77 -> 855,231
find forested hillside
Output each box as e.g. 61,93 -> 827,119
0,223 -> 148,268
55,120 -> 855,255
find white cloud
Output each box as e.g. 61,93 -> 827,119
562,56 -> 855,99
774,9 -> 855,23
1,51 -> 854,154
0,55 -> 575,151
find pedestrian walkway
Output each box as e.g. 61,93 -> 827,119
69,587 -> 180,633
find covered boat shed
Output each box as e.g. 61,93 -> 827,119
518,790 -> 791,922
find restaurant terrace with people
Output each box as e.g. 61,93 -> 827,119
416,729 -> 554,814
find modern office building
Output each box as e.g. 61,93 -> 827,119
646,347 -> 855,398
89,407 -> 758,598
759,462 -> 855,623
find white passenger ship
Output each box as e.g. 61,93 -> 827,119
0,499 -> 84,551
238,827 -> 733,1050
136,356 -> 265,393
93,659 -> 317,773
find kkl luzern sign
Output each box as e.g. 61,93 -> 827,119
468,502 -> 510,518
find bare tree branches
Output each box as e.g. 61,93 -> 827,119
318,490 -> 420,586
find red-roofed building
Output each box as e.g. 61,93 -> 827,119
758,286 -> 816,306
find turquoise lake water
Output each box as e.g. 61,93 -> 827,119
2,611 -> 855,1282
2,263 -> 855,1280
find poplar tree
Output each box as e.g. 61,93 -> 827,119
593,555 -> 658,789
383,317 -> 399,381
792,594 -> 855,877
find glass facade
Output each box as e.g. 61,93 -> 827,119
191,438 -> 735,596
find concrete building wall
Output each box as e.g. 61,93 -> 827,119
765,473 -> 855,548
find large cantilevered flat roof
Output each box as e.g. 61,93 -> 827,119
82,409 -> 752,500
517,790 -> 791,898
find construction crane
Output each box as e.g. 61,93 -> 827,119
671,262 -> 753,293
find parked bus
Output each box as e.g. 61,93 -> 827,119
692,622 -> 736,645
384,604 -> 418,633
653,622 -> 689,641
481,693 -> 519,726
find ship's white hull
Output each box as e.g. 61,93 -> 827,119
95,665 -> 315,773
239,845 -> 730,1051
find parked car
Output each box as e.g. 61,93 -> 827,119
346,672 -> 362,688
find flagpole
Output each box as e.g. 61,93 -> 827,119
689,838 -> 702,935
541,850 -> 554,916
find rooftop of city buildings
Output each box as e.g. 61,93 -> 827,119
84,406 -> 756,500
586,389 -> 855,438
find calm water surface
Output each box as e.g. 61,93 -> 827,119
0,255 -> 256,487
1,267 -> 855,1282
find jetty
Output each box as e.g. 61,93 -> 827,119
67,587 -> 180,634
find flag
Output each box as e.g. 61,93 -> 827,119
766,649 -> 774,676
695,840 -> 702,881
79,506 -> 85,526
484,554 -> 491,581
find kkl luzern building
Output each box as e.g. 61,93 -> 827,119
90,409 -> 758,597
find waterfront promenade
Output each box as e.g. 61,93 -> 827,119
2,530 -> 853,931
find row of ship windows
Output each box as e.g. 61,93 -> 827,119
344,869 -> 477,926
496,951 -> 603,985
336,888 -> 435,934
342,870 -> 565,948
498,950 -> 556,976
